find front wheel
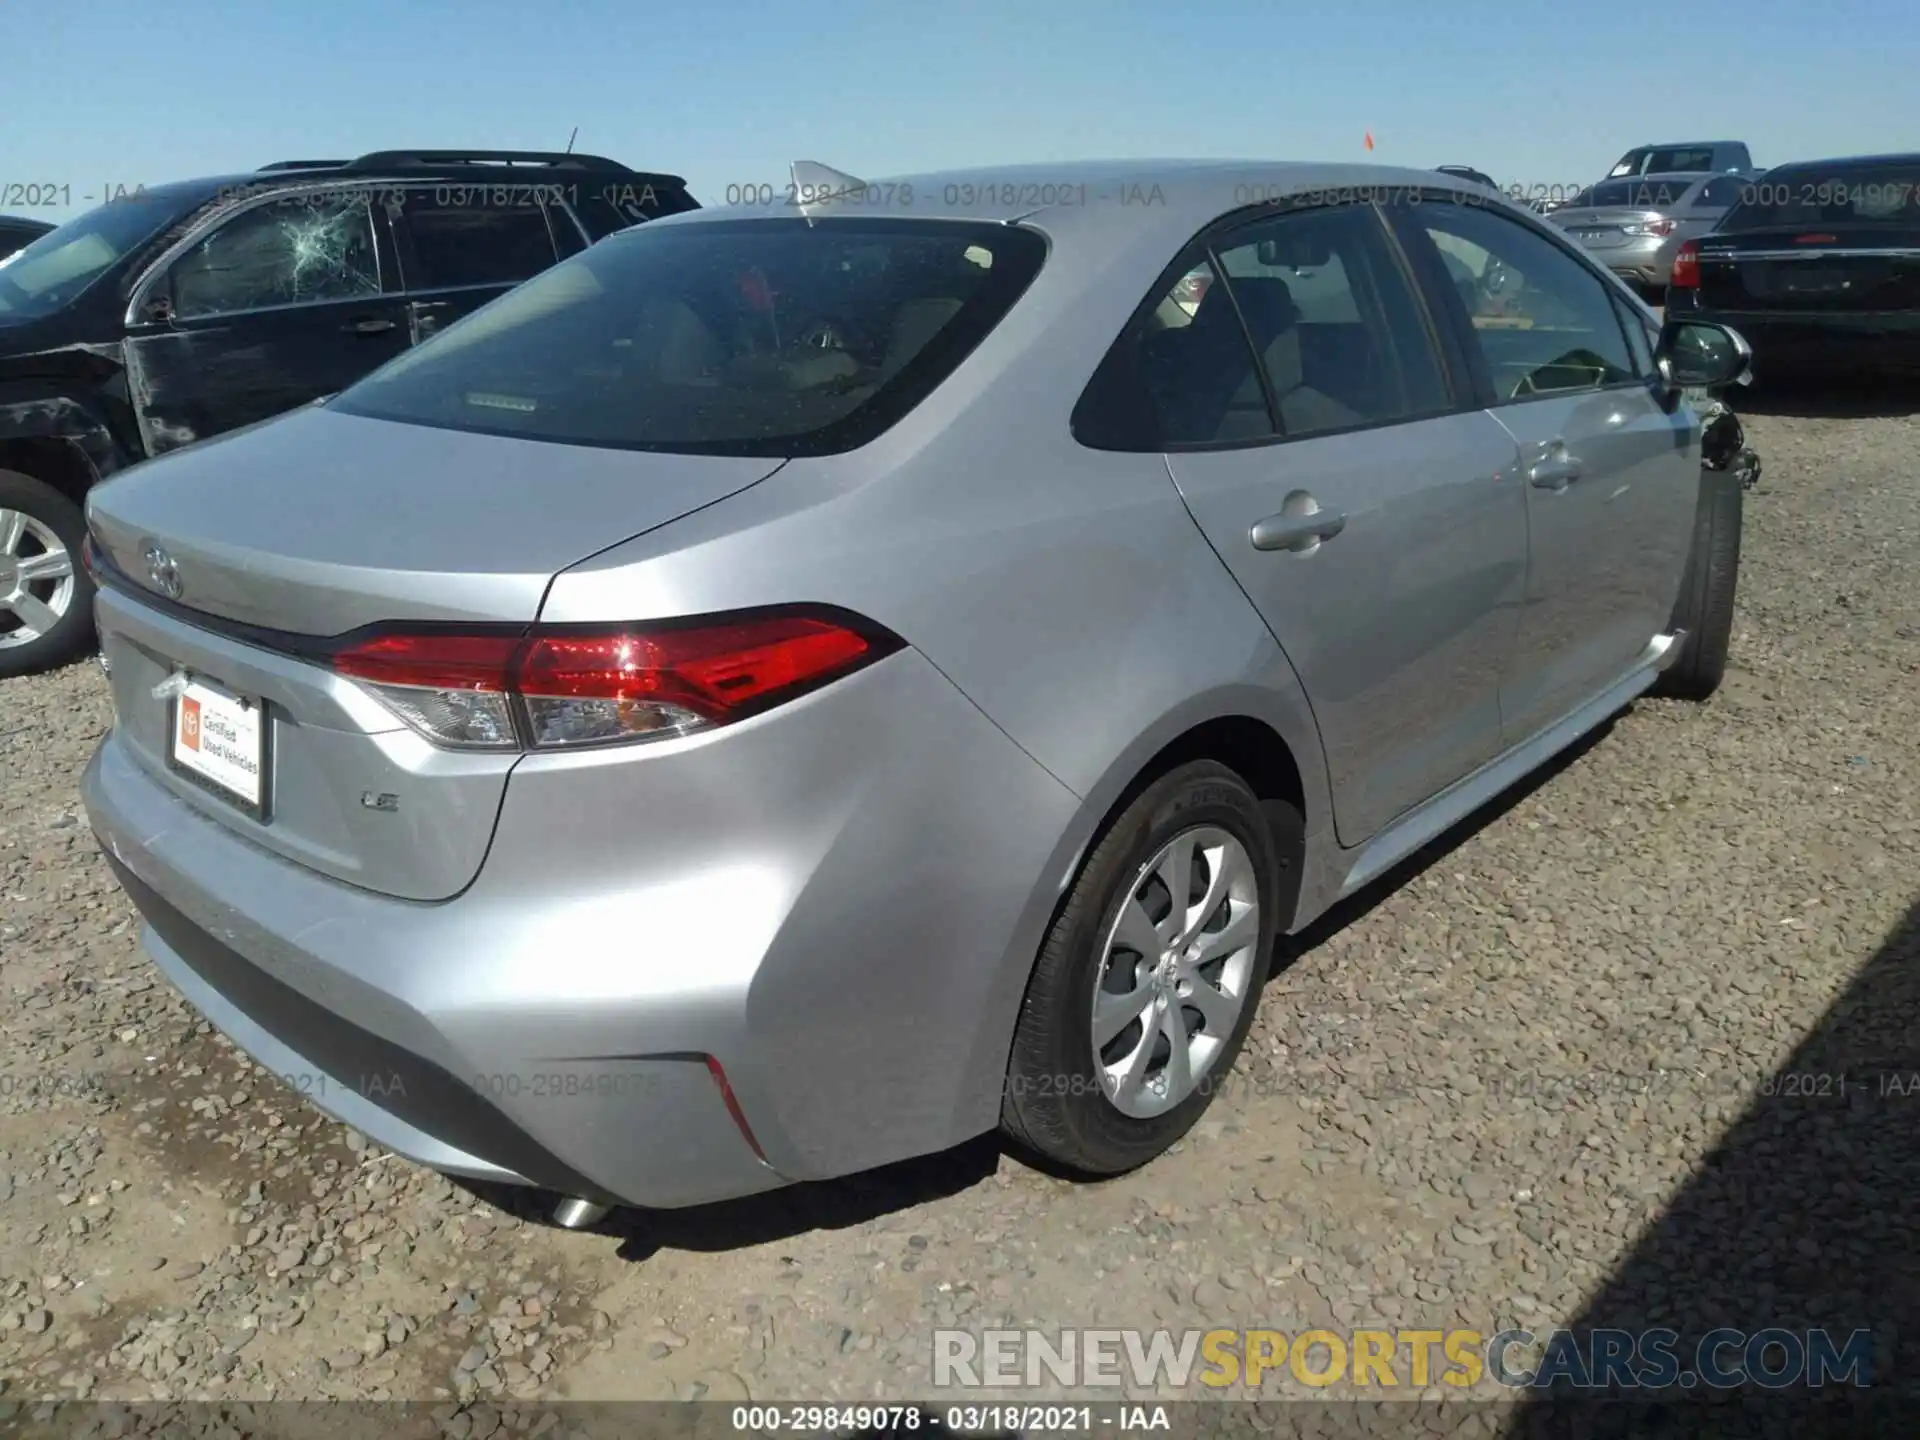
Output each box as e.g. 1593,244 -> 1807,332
1653,465 -> 1743,701
1001,761 -> 1283,1176
0,469 -> 96,679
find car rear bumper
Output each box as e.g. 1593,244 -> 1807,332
83,646 -> 1084,1210
1564,235 -> 1669,285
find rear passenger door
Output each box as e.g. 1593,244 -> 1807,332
1388,200 -> 1697,744
390,186 -> 566,342
1133,199 -> 1529,846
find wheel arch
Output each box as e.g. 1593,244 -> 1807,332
0,391 -> 127,505
1052,687 -> 1331,935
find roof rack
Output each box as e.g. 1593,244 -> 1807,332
258,159 -> 350,171
342,149 -> 635,174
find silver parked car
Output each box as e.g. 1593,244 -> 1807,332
80,160 -> 1752,1220
1551,172 -> 1748,290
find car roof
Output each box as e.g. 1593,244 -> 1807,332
1759,151 -> 1920,172
1588,171 -> 1720,189
81,157 -> 690,222
1630,141 -> 1743,150
650,157 -> 1492,233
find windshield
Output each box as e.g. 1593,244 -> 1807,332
1570,179 -> 1698,210
1718,164 -> 1920,231
0,196 -> 182,321
331,217 -> 1047,457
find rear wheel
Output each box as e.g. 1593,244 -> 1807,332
0,469 -> 95,679
1001,762 -> 1282,1176
1653,466 -> 1742,701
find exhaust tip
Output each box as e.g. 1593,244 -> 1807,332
552,1196 -> 611,1230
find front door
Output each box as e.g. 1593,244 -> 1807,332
1390,200 -> 1697,743
124,193 -> 409,456
1145,200 -> 1529,846
390,186 -> 566,344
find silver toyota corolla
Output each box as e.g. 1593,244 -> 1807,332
80,160 -> 1752,1222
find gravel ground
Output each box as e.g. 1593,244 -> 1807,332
2,391 -> 1917,1420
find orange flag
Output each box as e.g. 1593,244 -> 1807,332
1363,131 -> 1376,152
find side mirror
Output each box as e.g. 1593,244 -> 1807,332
141,293 -> 174,326
1655,319 -> 1752,391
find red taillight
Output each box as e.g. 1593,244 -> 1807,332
1794,233 -> 1838,244
330,609 -> 896,751
1670,240 -> 1701,289
332,632 -> 522,691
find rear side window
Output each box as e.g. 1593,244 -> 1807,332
1644,148 -> 1716,174
399,192 -> 560,290
1212,205 -> 1450,438
582,179 -> 700,238
1075,201 -> 1450,449
331,217 -> 1046,457
1720,164 -> 1920,230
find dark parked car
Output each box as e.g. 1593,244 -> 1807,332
1666,152 -> 1920,380
0,216 -> 55,262
1434,165 -> 1499,192
0,150 -> 697,675
1608,141 -> 1755,179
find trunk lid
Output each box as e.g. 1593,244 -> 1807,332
1696,227 -> 1920,313
87,405 -> 784,634
1552,207 -> 1670,250
87,405 -> 783,901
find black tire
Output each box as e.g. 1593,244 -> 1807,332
1000,761 -> 1286,1177
1653,465 -> 1742,701
0,468 -> 97,679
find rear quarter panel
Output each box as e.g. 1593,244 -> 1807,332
536,210 -> 1338,1157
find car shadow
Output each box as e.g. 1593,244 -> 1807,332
1729,373 -> 1920,419
461,712 -> 1629,1262
1500,892 -> 1920,1434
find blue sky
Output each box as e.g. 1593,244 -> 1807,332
5,0 -> 1914,222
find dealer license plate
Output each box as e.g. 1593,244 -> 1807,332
169,674 -> 267,815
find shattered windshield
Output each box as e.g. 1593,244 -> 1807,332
166,196 -> 381,317
0,195 -> 180,321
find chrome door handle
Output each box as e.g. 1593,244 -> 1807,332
1528,454 -> 1583,489
1250,508 -> 1347,552
342,316 -> 397,335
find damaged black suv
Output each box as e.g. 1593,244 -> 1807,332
0,149 -> 697,675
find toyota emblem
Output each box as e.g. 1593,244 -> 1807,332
142,541 -> 182,600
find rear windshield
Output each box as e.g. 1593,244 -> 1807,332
1718,164 -> 1920,230
1571,179 -> 1698,210
331,217 -> 1045,456
576,179 -> 700,240
1611,147 -> 1718,176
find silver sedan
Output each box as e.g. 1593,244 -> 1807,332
1550,171 -> 1748,290
82,160 -> 1751,1220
